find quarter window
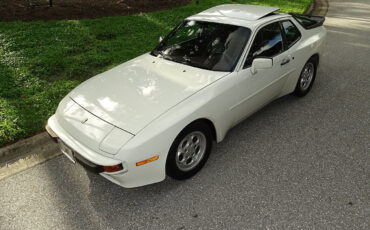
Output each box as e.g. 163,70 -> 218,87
281,20 -> 301,48
244,22 -> 283,68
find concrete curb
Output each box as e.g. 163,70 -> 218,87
0,144 -> 61,180
0,132 -> 59,165
0,0 -> 330,180
304,0 -> 315,15
0,132 -> 61,179
305,0 -> 329,16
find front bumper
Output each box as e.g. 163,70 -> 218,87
46,115 -> 128,186
46,114 -> 167,188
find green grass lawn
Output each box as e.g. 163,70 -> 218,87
0,0 -> 310,147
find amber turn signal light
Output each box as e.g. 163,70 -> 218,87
136,155 -> 159,166
103,164 -> 123,173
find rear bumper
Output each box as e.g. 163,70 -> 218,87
46,115 -> 129,186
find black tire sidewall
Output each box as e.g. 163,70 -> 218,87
294,59 -> 317,97
166,122 -> 212,180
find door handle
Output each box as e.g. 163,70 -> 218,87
281,58 -> 290,66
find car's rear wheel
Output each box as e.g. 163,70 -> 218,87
294,58 -> 317,97
166,122 -> 212,180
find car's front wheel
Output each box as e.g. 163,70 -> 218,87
166,122 -> 212,180
294,57 -> 318,97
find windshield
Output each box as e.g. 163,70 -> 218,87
151,20 -> 251,72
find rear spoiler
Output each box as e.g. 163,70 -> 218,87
289,13 -> 325,30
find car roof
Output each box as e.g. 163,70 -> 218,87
186,4 -> 290,29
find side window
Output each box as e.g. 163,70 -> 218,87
281,20 -> 301,48
243,22 -> 283,68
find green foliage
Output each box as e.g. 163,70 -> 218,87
0,0 -> 310,147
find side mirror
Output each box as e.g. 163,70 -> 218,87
250,58 -> 273,74
159,36 -> 164,42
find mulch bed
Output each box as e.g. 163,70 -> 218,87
0,0 -> 190,22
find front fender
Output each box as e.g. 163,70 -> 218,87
113,72 -> 237,187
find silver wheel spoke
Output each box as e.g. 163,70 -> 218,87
300,63 -> 314,91
175,131 -> 207,172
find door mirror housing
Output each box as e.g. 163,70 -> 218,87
250,58 -> 273,74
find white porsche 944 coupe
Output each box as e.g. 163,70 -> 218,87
46,4 -> 326,188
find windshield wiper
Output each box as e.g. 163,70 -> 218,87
180,57 -> 206,69
154,50 -> 174,62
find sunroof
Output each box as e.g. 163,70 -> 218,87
197,4 -> 280,21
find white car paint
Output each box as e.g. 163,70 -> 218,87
47,4 -> 326,188
69,54 -> 228,135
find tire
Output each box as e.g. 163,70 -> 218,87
293,57 -> 318,97
166,122 -> 212,180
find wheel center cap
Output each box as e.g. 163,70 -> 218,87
190,147 -> 195,154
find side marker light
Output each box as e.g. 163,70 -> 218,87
136,155 -> 159,166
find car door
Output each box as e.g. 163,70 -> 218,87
231,21 -> 292,125
278,19 -> 304,96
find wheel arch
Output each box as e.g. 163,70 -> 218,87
185,118 -> 217,142
310,53 -> 319,66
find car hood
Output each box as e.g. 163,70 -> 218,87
69,53 -> 228,134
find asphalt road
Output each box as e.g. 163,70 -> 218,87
1,0 -> 369,229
